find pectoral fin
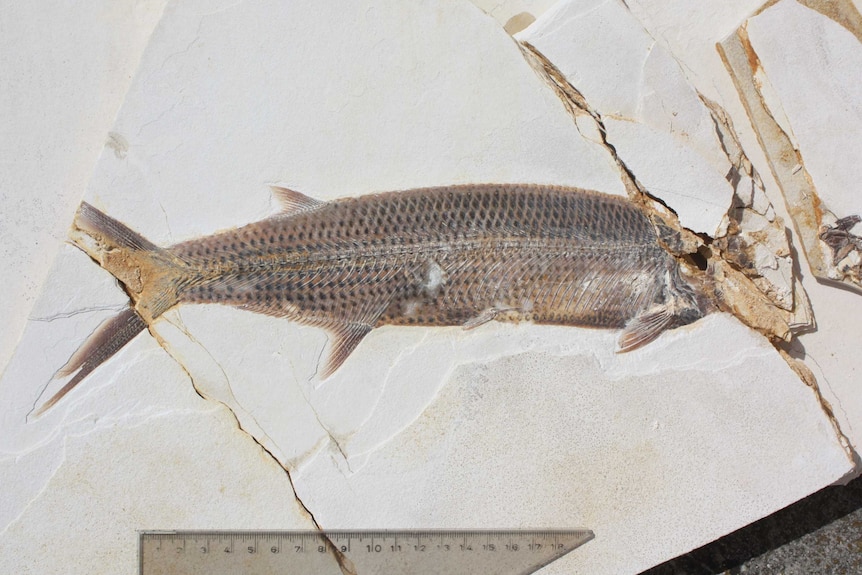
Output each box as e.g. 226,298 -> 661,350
617,305 -> 674,353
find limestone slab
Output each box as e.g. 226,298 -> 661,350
0,0 -> 166,371
0,1 -> 856,574
294,315 -> 849,574
598,0 -> 862,465
723,0 -> 862,462
517,0 -> 735,236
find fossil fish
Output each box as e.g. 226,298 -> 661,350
32,184 -> 712,417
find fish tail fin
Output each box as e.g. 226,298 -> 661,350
76,201 -> 161,252
29,203 -> 190,419
29,308 -> 148,420
73,202 -> 188,321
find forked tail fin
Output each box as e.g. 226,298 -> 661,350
29,203 -> 187,420
72,202 -> 187,320
76,202 -> 160,252
29,308 -> 147,420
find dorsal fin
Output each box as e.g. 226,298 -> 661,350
270,186 -> 325,215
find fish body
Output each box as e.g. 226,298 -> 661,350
34,184 -> 710,416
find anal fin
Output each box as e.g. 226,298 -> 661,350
238,301 -> 376,378
617,305 -> 674,353
322,322 -> 372,378
237,284 -> 390,379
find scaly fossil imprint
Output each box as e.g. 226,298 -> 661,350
35,184 -> 717,416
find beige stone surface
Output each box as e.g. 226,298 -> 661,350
733,0 -> 862,464
0,0 -> 167,371
0,1 -> 858,574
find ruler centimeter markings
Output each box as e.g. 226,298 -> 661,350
139,529 -> 594,575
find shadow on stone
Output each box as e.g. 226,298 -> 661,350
641,475 -> 862,574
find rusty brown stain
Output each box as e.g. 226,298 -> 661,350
718,31 -> 832,280
778,348 -> 854,459
796,0 -> 862,44
503,11 -> 536,35
705,259 -> 791,343
736,25 -> 762,75
788,168 -> 825,243
752,0 -> 783,17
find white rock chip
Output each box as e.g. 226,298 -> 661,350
747,1 -> 862,220
728,0 -> 862,464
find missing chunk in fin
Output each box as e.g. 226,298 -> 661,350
28,307 -> 148,421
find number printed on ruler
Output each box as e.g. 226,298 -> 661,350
139,529 -> 594,575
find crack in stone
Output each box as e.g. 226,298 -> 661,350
517,40 -> 701,253
229,413 -> 357,575
777,348 -> 859,469
700,90 -> 808,320
804,350 -> 855,438
0,439 -> 67,537
517,30 -> 858,467
295,383 -> 353,474
299,330 -> 440,473
29,303 -> 129,322
150,323 -> 358,575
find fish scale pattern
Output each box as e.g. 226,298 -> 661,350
172,184 -> 672,331
35,185 -> 708,416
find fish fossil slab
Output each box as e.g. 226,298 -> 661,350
33,184 -> 712,417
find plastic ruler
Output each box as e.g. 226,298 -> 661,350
139,529 -> 594,574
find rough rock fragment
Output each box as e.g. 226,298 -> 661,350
516,0 -> 803,345
719,0 -> 862,294
702,95 -> 813,329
